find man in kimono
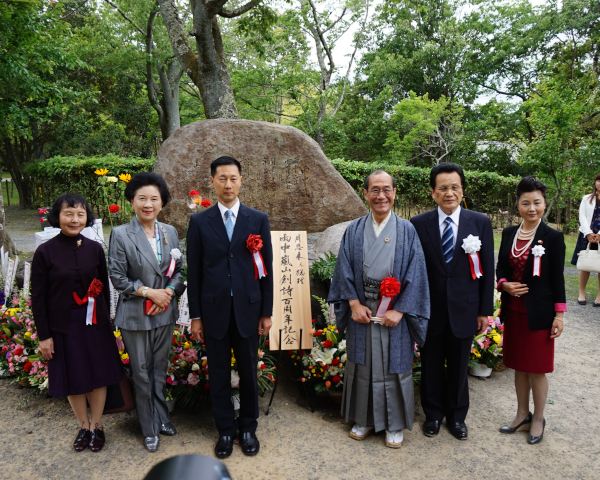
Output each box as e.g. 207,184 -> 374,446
328,170 -> 430,448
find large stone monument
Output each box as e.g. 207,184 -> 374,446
154,119 -> 367,235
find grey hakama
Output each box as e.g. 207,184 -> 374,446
339,213 -> 419,432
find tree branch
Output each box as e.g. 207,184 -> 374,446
219,0 -> 260,18
321,7 -> 347,34
306,0 -> 335,77
472,81 -> 527,101
102,0 -> 145,36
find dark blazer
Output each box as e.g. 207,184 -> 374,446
411,208 -> 495,338
496,221 -> 566,330
31,233 -> 110,341
186,203 -> 274,340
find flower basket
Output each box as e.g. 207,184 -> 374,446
328,390 -> 343,405
18,378 -> 31,387
492,362 -> 507,372
468,364 -> 493,378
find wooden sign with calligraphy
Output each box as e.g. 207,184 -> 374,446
269,231 -> 312,350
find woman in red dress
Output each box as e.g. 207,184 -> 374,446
496,176 -> 566,445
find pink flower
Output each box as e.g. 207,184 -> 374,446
482,338 -> 491,349
187,373 -> 199,386
11,298 -> 19,306
26,299 -> 32,307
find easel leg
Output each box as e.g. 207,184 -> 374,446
265,329 -> 283,415
298,328 -> 315,413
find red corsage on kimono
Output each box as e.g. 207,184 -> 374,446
246,234 -> 267,279
73,278 -> 104,325
375,277 -> 401,317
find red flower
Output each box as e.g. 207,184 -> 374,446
268,373 -> 272,380
40,218 -> 44,223
325,381 -> 331,388
322,364 -> 329,370
322,340 -> 333,348
315,330 -> 322,337
311,319 -> 316,323
189,190 -> 200,197
24,361 -> 33,372
332,358 -> 340,366
246,234 -> 263,254
204,383 -> 210,390
109,204 -> 120,213
380,277 -> 401,297
13,347 -> 23,356
166,377 -> 173,384
260,364 -> 266,370
201,199 -> 211,207
86,278 -> 104,299
332,375 -> 341,384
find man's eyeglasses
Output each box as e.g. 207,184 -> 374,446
367,188 -> 394,196
435,185 -> 462,193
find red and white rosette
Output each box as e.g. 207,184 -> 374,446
461,234 -> 483,280
247,234 -> 267,279
73,278 -> 104,325
531,245 -> 545,276
375,277 -> 402,317
166,248 -> 181,278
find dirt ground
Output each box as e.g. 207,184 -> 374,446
0,299 -> 598,480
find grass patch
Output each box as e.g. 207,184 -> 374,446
564,273 -> 599,302
1,175 -> 19,207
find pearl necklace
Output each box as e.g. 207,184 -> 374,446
511,220 -> 541,258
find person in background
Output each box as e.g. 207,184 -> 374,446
108,172 -> 185,452
32,193 -> 122,452
571,172 -> 600,306
496,176 -> 565,444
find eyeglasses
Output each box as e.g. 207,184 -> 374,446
435,185 -> 462,193
367,188 -> 394,196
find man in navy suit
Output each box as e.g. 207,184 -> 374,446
187,156 -> 273,458
411,163 -> 494,440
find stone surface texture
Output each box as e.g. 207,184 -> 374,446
154,119 -> 367,235
314,220 -> 352,258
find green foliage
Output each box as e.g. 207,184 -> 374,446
309,253 -> 338,281
331,159 -> 521,222
24,155 -> 154,216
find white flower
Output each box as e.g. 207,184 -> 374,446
39,378 -> 49,390
328,366 -> 339,376
461,234 -> 482,254
337,340 -> 346,352
230,370 -> 240,388
170,248 -> 182,260
191,363 -> 199,371
531,245 -> 545,257
341,353 -> 347,363
257,360 -> 265,371
314,347 -> 338,365
106,176 -> 118,183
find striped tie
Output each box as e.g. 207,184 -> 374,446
442,217 -> 454,269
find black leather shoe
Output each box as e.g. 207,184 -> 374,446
89,428 -> 106,452
73,428 -> 91,452
527,418 -> 545,445
240,432 -> 260,456
449,422 -> 468,440
593,302 -> 600,308
577,300 -> 587,305
499,412 -> 532,434
160,423 -> 177,436
144,436 -> 160,452
423,420 -> 441,437
215,435 -> 234,459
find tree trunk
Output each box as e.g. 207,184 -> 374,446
0,137 -> 33,209
0,176 -> 15,255
157,60 -> 183,139
158,0 -> 238,119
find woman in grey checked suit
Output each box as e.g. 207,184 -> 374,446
108,172 -> 185,452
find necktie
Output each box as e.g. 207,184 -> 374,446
442,217 -> 454,269
225,210 -> 234,241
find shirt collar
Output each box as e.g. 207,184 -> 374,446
218,199 -> 240,218
371,210 -> 392,228
438,205 -> 461,226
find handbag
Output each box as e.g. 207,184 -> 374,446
144,299 -> 169,315
576,242 -> 600,274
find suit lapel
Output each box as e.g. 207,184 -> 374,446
230,204 -> 252,250
424,209 -> 446,269
521,222 -> 549,283
449,209 -> 471,273
126,218 -> 162,276
158,223 -> 170,274
207,205 -> 230,246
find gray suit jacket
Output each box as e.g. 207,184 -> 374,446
108,218 -> 186,331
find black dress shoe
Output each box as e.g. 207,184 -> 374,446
73,428 -> 91,452
527,418 -> 545,445
240,432 -> 260,456
215,435 -> 234,459
449,422 -> 468,440
144,436 -> 160,452
499,412 -> 532,434
160,423 -> 177,436
89,428 -> 106,452
577,300 -> 587,305
423,420 -> 441,437
593,302 -> 600,307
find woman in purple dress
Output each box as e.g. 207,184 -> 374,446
32,193 -> 122,452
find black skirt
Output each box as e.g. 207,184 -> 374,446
48,306 -> 122,397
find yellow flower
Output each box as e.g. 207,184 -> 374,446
113,331 -> 122,338
94,168 -> 109,176
119,173 -> 131,183
120,353 -> 129,361
24,332 -> 32,339
106,176 -> 118,183
5,308 -> 20,316
193,198 -> 201,204
473,349 -> 481,358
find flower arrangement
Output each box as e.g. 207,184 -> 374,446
469,292 -> 504,368
94,168 -> 131,227
38,208 -> 49,229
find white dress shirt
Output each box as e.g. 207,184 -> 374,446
438,205 -> 461,245
371,210 -> 392,238
217,199 -> 240,227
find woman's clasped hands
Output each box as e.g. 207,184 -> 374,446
145,288 -> 173,315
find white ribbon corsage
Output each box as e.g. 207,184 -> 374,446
531,245 -> 545,277
166,248 -> 182,278
461,234 -> 483,279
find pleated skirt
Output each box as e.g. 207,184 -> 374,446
48,306 -> 123,397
